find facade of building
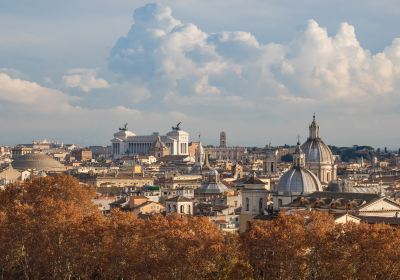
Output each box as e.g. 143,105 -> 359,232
149,136 -> 170,159
206,146 -> 247,162
83,174 -> 154,188
239,173 -> 272,232
11,146 -> 33,158
263,148 -> 279,174
111,123 -> 189,159
71,149 -> 93,162
165,196 -> 194,215
203,131 -> 247,162
118,196 -> 164,215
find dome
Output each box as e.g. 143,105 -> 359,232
12,153 -> 66,172
195,168 -> 230,194
301,138 -> 334,164
276,166 -> 322,196
301,115 -> 334,164
196,181 -> 230,194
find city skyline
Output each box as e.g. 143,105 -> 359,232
1,1 -> 400,147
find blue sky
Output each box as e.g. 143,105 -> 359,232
0,1 -> 400,148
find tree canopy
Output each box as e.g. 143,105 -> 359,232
1,175 -> 400,279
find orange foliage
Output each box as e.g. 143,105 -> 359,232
1,176 -> 400,279
242,211 -> 400,280
0,176 -> 247,279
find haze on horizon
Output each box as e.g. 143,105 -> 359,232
0,0 -> 399,149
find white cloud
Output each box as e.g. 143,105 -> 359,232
2,2 -> 400,147
63,68 -> 109,92
0,72 -> 72,112
109,4 -> 400,108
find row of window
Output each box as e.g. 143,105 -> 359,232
168,204 -> 191,214
245,197 -> 264,214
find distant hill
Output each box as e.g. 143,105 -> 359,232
329,145 -> 374,162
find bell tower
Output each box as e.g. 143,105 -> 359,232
219,131 -> 226,148
293,138 -> 305,168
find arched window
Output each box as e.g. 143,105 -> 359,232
180,205 -> 184,214
259,198 -> 263,214
246,197 -> 249,211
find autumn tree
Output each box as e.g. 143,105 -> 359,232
242,211 -> 400,280
0,175 -> 249,279
0,175 -> 106,279
242,212 -> 308,280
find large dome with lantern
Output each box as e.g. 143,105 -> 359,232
276,142 -> 322,196
301,115 -> 334,165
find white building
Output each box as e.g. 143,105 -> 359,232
165,196 -> 194,215
111,123 -> 189,159
239,173 -> 272,232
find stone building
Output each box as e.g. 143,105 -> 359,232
240,173 -> 272,232
165,196 -> 194,215
111,123 -> 189,159
149,136 -> 170,159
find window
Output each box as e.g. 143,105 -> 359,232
259,198 -> 263,214
180,205 -> 184,214
246,197 -> 249,211
278,199 -> 283,207
188,205 -> 191,214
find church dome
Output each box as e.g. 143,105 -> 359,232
301,138 -> 333,164
301,115 -> 334,164
12,153 -> 66,172
276,140 -> 322,196
276,166 -> 322,195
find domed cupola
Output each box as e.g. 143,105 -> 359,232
300,115 -> 337,184
301,114 -> 334,165
274,140 -> 322,209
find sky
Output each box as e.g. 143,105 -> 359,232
1,0 -> 400,148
